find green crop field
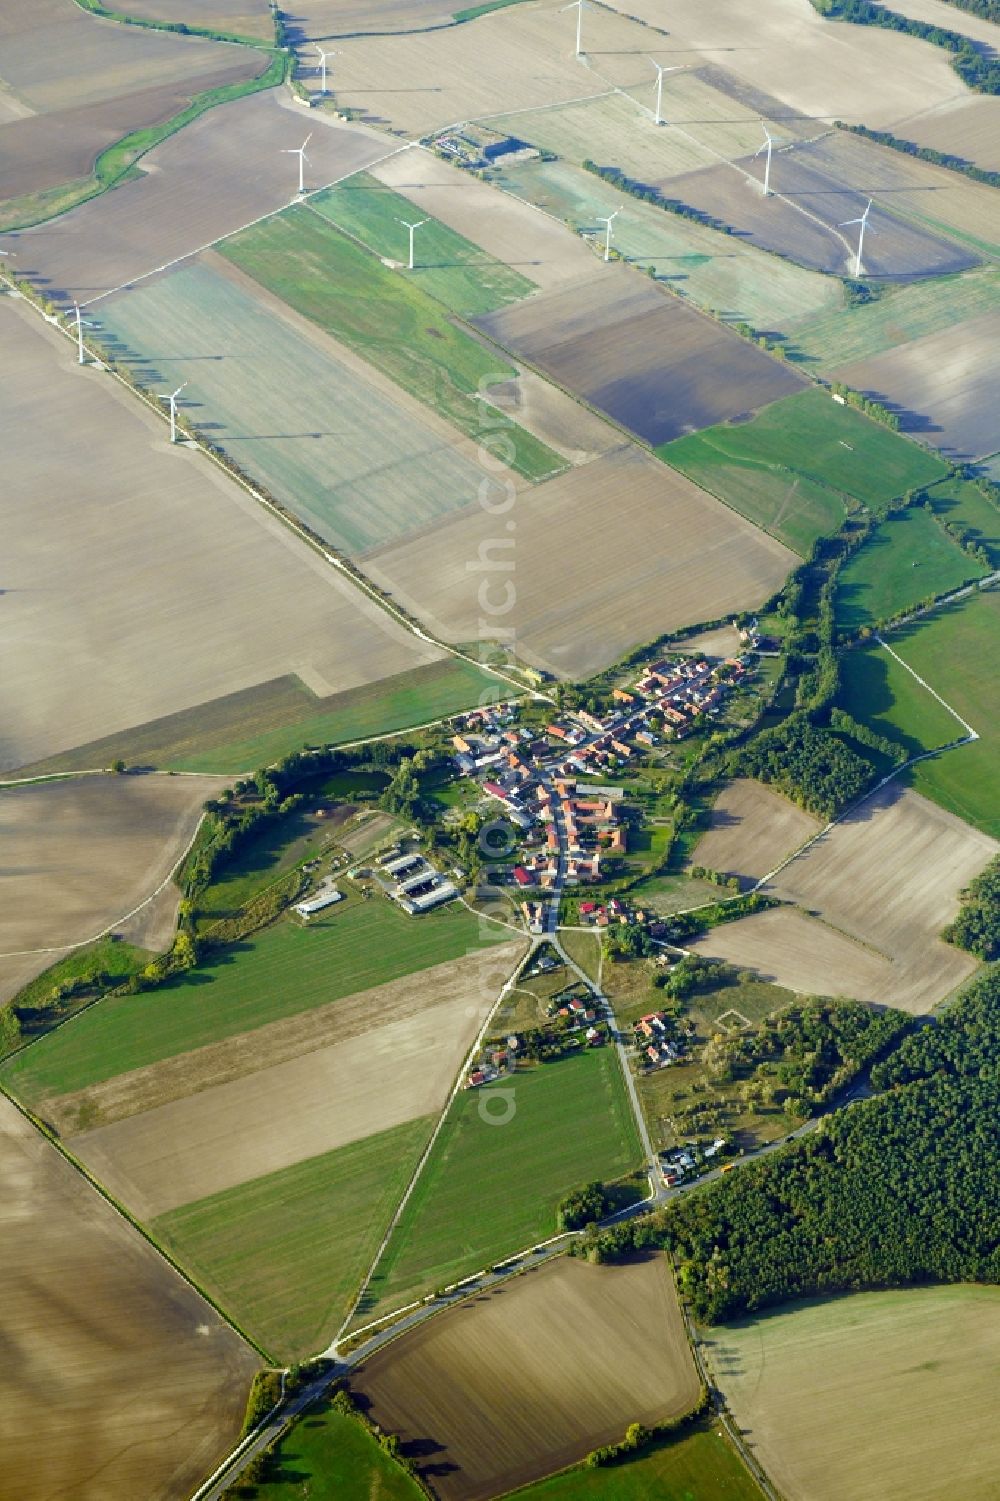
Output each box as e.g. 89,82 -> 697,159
2,899 -> 484,1103
503,1420 -> 763,1500
926,476 -> 1000,569
218,206 -> 564,482
98,260 -> 488,555
660,388 -> 948,554
839,641 -> 964,759
787,266 -> 1000,371
355,1047 -> 643,1322
310,172 -> 535,317
17,658 -> 502,780
498,157 -> 839,332
232,1397 -> 424,1499
154,1118 -> 433,1361
834,507 -> 985,630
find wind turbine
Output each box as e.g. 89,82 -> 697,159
282,134 -> 312,196
398,217 -> 427,271
158,382 -> 188,444
562,0 -> 586,57
597,207 -> 621,262
754,120 -> 775,197
63,302 -> 97,365
649,60 -> 683,126
840,198 -> 874,278
314,46 -> 336,94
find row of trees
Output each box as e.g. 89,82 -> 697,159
838,121 -> 1000,190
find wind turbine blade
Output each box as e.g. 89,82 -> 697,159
839,217 -> 863,227
302,134 -> 313,149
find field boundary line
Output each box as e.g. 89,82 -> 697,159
877,632 -> 980,740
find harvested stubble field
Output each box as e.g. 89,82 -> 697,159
0,1094 -> 258,1501
372,148 -> 600,293
602,0 -> 969,135
690,780 -> 821,888
363,446 -> 797,679
66,944 -> 526,1219
99,254 -> 493,554
709,1286 -> 1000,1501
885,591 -> 1000,836
0,0 -> 260,202
475,270 -> 805,447
219,203 -> 562,480
661,387 -> 949,554
892,94 -> 1000,174
310,171 -> 536,316
690,906 -> 897,1004
497,156 -> 840,332
0,772 -> 226,1005
758,781 -> 997,1012
0,299 -> 444,774
1,90 -> 392,304
356,1047 -> 643,1321
315,0 -> 656,137
355,1255 -> 702,1501
834,311 -> 1000,463
2,898 -> 487,1105
834,507 -> 986,629
284,0 -> 455,41
155,1115 -> 435,1361
665,145 -> 979,281
787,266 -> 1000,371
118,0 -> 276,42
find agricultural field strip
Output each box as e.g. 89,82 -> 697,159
7,277 -> 535,709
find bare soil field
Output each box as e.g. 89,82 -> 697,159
98,253 -> 494,554
364,446 -> 797,678
69,945 -> 522,1219
762,782 -> 997,1011
355,1254 -> 701,1501
666,139 -> 981,280
834,311 -> 1000,462
601,0 -> 969,134
121,0 -> 276,41
2,90 -> 392,304
317,0 -> 657,137
709,1285 -> 1000,1501
0,772 -> 226,1004
675,625 -> 743,658
690,780 -> 822,887
892,94 -> 1000,174
483,369 -> 622,464
372,147 -> 599,292
0,1094 -> 257,1501
0,0 -> 261,201
690,906 -> 895,1001
872,0 -> 1000,51
0,297 -> 443,772
475,269 -> 805,445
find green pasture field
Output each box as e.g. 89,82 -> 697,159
838,643 -> 963,759
218,206 -> 563,481
154,1117 -> 433,1361
926,476 -> 1000,569
498,157 -> 839,331
1,899 -> 484,1103
660,388 -> 948,553
231,1397 -> 424,1499
355,1047 -> 643,1322
787,267 -> 1000,371
310,172 -> 535,317
558,929 -> 602,984
834,507 -> 985,630
503,1421 -> 763,1500
15,659 -> 502,779
98,260 -> 488,555
891,592 -> 1000,836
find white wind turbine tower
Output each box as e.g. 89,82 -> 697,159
649,60 -> 683,126
63,302 -> 97,365
158,382 -> 188,444
314,46 -> 336,94
597,207 -> 621,262
282,133 -> 313,196
840,197 -> 874,277
754,120 -> 777,196
562,0 -> 587,57
398,216 -> 427,271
